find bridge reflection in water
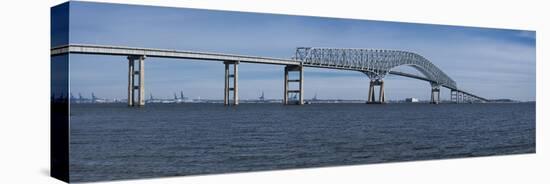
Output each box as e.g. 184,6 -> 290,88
51,44 -> 488,106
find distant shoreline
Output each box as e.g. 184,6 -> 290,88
67,100 -> 535,104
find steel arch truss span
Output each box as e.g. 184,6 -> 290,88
295,47 -> 457,89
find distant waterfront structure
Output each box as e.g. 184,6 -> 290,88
312,93 -> 318,101
180,91 -> 187,101
405,98 -> 419,103
259,91 -> 265,102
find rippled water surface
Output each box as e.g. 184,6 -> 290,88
69,103 -> 535,182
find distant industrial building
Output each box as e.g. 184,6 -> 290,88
405,98 -> 419,103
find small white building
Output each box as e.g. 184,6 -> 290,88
405,98 -> 419,103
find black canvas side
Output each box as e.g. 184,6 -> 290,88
50,2 -> 70,183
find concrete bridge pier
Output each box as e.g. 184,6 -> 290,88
450,89 -> 458,104
283,65 -> 304,105
127,55 -> 146,107
430,84 -> 441,104
367,79 -> 385,104
224,61 -> 239,106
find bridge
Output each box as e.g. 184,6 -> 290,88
51,44 -> 488,106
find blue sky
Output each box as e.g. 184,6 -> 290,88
65,1 -> 536,101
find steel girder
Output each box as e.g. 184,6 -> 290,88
294,47 -> 457,89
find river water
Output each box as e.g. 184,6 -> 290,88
69,103 -> 535,182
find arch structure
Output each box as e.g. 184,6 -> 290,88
294,47 -> 457,89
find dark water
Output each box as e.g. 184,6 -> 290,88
69,103 -> 535,182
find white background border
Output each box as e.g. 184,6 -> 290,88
0,0 -> 546,183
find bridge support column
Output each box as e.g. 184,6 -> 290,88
367,79 -> 385,104
224,61 -> 239,106
283,65 -> 304,105
430,85 -> 441,104
127,55 -> 145,107
450,90 -> 458,104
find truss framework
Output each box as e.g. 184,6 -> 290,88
295,47 -> 457,89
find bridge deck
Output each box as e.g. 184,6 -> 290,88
51,44 -> 300,66
389,71 -> 488,101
